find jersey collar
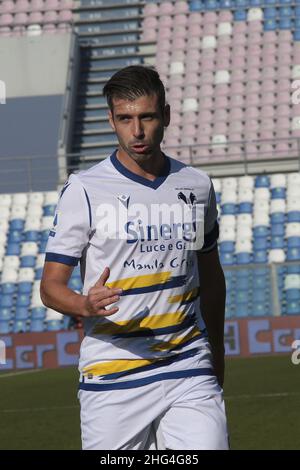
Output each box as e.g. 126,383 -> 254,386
110,149 -> 170,190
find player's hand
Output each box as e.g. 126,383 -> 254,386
81,267 -> 122,317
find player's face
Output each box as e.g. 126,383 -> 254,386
108,94 -> 170,162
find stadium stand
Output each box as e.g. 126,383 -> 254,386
0,0 -> 299,333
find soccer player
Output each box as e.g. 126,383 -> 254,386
40,65 -> 228,450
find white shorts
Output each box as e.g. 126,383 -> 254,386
78,346 -> 229,450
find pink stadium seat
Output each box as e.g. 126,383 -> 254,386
170,100 -> 181,112
229,108 -> 243,121
291,104 -> 300,116
228,144 -> 244,160
262,42 -> 276,55
12,25 -> 26,35
261,118 -> 274,131
246,55 -> 261,69
0,14 -> 13,26
2,0 -> 14,13
43,23 -> 56,34
15,0 -> 30,13
213,122 -> 227,134
247,44 -> 261,57
174,1 -> 189,14
215,84 -> 229,97
157,28 -> 172,40
169,87 -> 183,101
214,109 -> 228,123
203,11 -> 218,24
197,124 -> 212,137
245,94 -> 260,107
160,39 -> 171,51
30,0 -> 44,12
216,46 -> 231,60
212,146 -> 227,159
200,57 -> 215,71
169,74 -> 184,87
247,20 -> 262,33
174,14 -> 188,27
246,81 -> 260,95
262,55 -> 276,67
182,124 -> 196,137
58,23 -> 71,33
228,132 -> 243,142
278,54 -> 291,67
199,96 -> 213,109
247,32 -> 262,46
58,10 -> 72,22
233,32 -> 247,46
263,31 -> 277,44
199,84 -> 214,98
231,82 -> 245,95
199,70 -> 214,85
141,30 -> 157,41
43,11 -> 57,23
159,1 -> 174,15
261,92 -> 275,106
244,130 -> 258,141
228,120 -> 243,134
233,22 -> 246,34
144,2 -> 158,17
171,50 -> 185,62
0,26 -> 11,36
171,113 -> 181,125
277,91 -> 290,105
247,68 -> 261,81
261,105 -> 275,118
247,107 -> 259,119
231,55 -> 246,70
230,94 -> 244,108
186,36 -> 201,49
172,37 -> 186,50
198,110 -> 213,124
276,117 -> 290,130
190,12 -> 202,25
245,143 -> 258,159
218,36 -> 232,48
278,30 -> 292,43
143,17 -> 158,29
28,12 -> 43,24
173,26 -> 187,39
202,23 -> 216,36
214,95 -> 229,109
216,57 -> 230,70
231,44 -> 246,58
183,111 -> 197,124
275,141 -> 289,157
277,64 -> 291,80
278,42 -> 292,55
185,72 -> 200,86
262,67 -> 276,80
219,11 -> 233,22
186,49 -> 201,62
277,104 -> 290,118
261,80 -> 276,94
277,79 -> 290,92
159,15 -> 172,27
245,119 -> 259,133
59,0 -> 73,7
189,23 -> 202,38
14,12 -> 28,25
183,85 -> 198,99
260,129 -> 274,140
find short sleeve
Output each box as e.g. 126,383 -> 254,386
199,179 -> 219,254
45,174 -> 91,266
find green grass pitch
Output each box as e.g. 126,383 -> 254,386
0,355 -> 299,450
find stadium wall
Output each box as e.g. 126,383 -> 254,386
0,317 -> 299,370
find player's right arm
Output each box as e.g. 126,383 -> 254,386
40,174 -> 122,318
41,264 -> 122,318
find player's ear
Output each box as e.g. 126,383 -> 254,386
108,109 -> 116,131
163,103 -> 170,128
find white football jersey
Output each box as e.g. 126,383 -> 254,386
46,151 -> 219,389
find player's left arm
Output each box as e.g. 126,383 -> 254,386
197,246 -> 226,388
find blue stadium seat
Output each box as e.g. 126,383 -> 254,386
279,17 -> 292,29
30,319 -> 45,332
279,6 -> 293,17
16,294 -> 31,308
271,213 -> 285,224
221,204 -> 236,215
10,219 -> 25,231
264,7 -> 277,18
205,0 -> 218,10
252,303 -> 269,316
286,301 -> 300,315
234,9 -> 247,21
236,277 -> 250,290
255,175 -> 270,188
63,316 -> 71,330
286,289 -> 300,301
287,265 -> 300,274
46,320 -> 63,331
287,248 -> 300,261
235,304 -> 250,318
219,241 -> 235,253
254,252 -> 268,265
0,308 -> 13,321
20,256 -> 36,268
236,291 -> 250,304
253,276 -> 269,289
13,320 -> 28,333
6,243 -> 21,256
250,0 -> 262,5
271,224 -> 285,236
35,268 -> 44,280
15,307 -> 29,320
1,283 -> 16,295
265,0 -> 277,4
236,0 -> 249,6
253,237 -> 268,250
252,290 -> 269,303
31,307 -> 46,320
293,30 -> 300,40
220,253 -> 235,265
0,295 -> 14,308
238,202 -> 253,214
17,282 -> 32,294
190,0 -> 203,10
0,321 -> 11,334
271,237 -> 285,249
41,230 -> 50,241
287,212 -> 300,223
236,253 -> 252,264
8,230 -> 23,243
24,230 -> 40,242
287,237 -> 300,248
253,226 -> 269,237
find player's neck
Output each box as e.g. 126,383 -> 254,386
116,148 -> 166,181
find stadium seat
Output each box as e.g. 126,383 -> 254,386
0,320 -> 11,334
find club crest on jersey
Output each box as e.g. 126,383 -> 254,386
117,194 -> 130,209
177,191 -> 197,206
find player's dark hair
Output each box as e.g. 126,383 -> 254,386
103,65 -> 166,115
